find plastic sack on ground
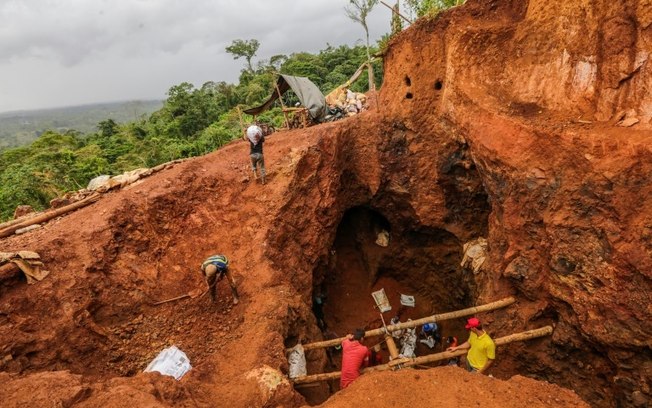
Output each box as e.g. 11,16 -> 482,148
144,345 -> 192,380
375,230 -> 390,247
400,294 -> 415,307
287,344 -> 307,379
399,326 -> 417,359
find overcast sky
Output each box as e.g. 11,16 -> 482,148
0,0 -> 392,113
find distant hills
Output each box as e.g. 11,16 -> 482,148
0,100 -> 163,149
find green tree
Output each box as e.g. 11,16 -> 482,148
0,41 -> 392,222
345,0 -> 379,91
404,0 -> 464,18
225,39 -> 260,72
97,118 -> 119,137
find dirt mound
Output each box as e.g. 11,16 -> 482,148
318,367 -> 589,408
1,0 -> 651,407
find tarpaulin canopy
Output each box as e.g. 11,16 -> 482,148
243,74 -> 327,122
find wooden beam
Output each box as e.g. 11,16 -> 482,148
275,83 -> 290,129
0,262 -> 21,280
0,193 -> 101,239
379,0 -> 413,25
291,326 -> 553,384
291,297 -> 515,352
237,106 -> 247,141
385,335 -> 399,360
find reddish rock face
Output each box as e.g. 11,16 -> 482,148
0,0 -> 649,407
374,0 -> 652,405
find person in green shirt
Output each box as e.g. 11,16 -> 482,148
447,317 -> 495,374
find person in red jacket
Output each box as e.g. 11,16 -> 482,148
340,329 -> 370,389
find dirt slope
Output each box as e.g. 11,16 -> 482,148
1,0 -> 651,407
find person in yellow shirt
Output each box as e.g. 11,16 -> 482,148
447,317 -> 495,374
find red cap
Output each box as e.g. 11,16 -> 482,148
465,317 -> 480,329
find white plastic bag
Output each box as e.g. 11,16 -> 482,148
287,344 -> 307,379
400,294 -> 415,307
399,327 -> 417,358
144,345 -> 192,380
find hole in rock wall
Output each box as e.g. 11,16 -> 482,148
404,76 -> 412,86
406,92 -> 413,99
302,207 -> 473,404
434,80 -> 443,90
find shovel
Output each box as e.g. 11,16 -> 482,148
153,287 -> 206,305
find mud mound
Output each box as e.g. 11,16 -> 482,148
318,367 -> 589,408
1,0 -> 651,407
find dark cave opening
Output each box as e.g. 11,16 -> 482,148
297,140 -> 494,404
301,206 -> 474,404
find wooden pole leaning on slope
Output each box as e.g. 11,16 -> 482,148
379,0 -> 413,24
291,297 -> 515,352
0,193 -> 102,239
275,83 -> 290,129
237,106 -> 247,141
291,326 -> 553,385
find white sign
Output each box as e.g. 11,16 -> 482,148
400,294 -> 415,307
372,288 -> 392,312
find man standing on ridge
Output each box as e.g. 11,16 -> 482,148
447,317 -> 495,374
340,329 -> 370,389
200,254 -> 239,305
246,123 -> 266,184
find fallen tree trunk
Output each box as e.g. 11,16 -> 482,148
291,326 -> 553,384
0,193 -> 101,239
293,297 -> 515,352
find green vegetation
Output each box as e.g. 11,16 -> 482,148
404,0 -> 465,18
0,43 -> 383,221
345,0 -> 379,90
0,100 -> 163,150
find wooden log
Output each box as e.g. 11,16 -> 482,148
0,209 -> 46,230
275,83 -> 290,129
0,193 -> 101,239
291,326 -> 553,384
237,106 -> 247,141
379,0 -> 413,24
0,262 -> 21,280
385,335 -> 399,360
293,297 -> 515,352
385,326 -> 554,368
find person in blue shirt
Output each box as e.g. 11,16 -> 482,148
201,255 -> 239,305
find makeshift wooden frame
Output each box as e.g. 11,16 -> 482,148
291,326 -> 553,384
288,297 -> 516,352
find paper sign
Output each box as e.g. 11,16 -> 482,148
400,294 -> 415,307
371,288 -> 392,312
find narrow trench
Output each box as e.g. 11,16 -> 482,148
299,206 -> 475,405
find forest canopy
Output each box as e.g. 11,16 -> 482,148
0,43 -> 382,221
0,0 -> 465,221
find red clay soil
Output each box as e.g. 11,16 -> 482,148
318,367 -> 589,408
1,0 -> 651,407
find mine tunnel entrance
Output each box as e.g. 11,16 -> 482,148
304,206 -> 474,403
